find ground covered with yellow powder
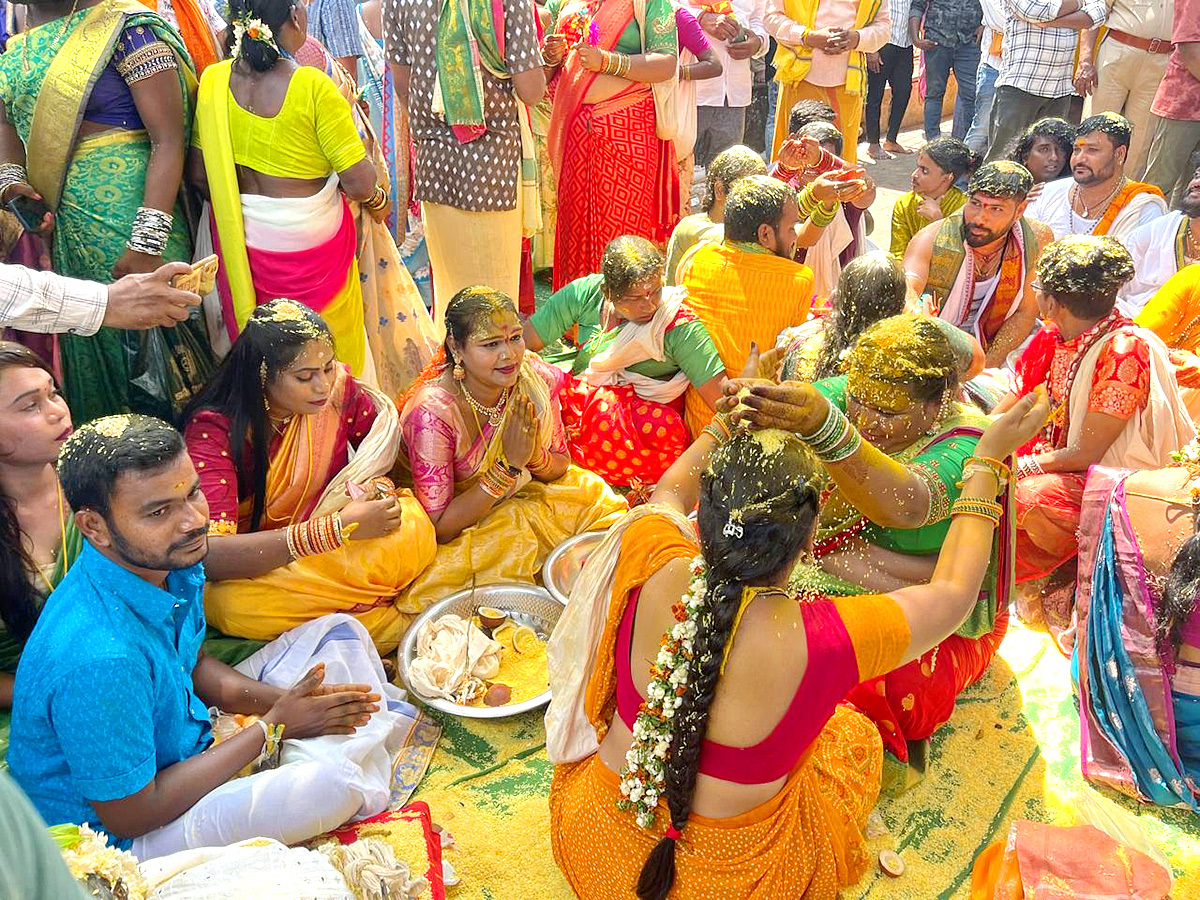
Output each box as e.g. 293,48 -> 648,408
466,625 -> 549,708
408,620 -> 1200,899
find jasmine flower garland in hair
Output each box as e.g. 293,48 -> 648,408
617,556 -> 708,829
230,16 -> 277,59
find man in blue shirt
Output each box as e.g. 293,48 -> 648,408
9,415 -> 401,858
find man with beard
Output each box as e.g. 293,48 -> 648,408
7,416 -> 415,860
678,175 -> 817,434
903,161 -> 1052,367
1026,113 -> 1168,243
1120,154 -> 1200,315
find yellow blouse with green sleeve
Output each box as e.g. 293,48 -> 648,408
193,62 -> 366,178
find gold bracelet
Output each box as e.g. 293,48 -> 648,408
967,454 -> 1011,482
528,445 -> 553,475
949,496 -> 1003,525
285,523 -> 301,560
363,185 -> 387,211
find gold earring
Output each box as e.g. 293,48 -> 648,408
453,360 -> 465,381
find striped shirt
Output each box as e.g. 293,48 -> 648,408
997,0 -> 1107,97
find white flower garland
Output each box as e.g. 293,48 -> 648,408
230,16 -> 277,59
617,556 -> 707,829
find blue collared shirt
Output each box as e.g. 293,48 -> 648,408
8,543 -> 212,847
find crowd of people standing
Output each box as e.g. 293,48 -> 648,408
0,0 -> 1198,898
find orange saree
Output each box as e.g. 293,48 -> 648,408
548,514 -> 889,899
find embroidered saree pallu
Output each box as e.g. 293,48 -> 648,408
0,0 -> 213,422
1074,467 -> 1200,811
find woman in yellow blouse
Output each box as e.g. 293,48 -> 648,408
191,0 -> 387,375
889,137 -> 976,257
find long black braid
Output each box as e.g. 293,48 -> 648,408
635,430 -> 821,899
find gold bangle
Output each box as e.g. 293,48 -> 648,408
949,496 -> 1003,525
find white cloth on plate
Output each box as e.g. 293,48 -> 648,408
407,614 -> 502,700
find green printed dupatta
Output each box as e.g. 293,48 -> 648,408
433,0 -> 504,141
432,0 -> 540,232
0,0 -> 212,421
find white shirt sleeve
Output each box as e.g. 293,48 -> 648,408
0,264 -> 108,336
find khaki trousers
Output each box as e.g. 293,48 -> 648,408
1084,37 -> 1170,178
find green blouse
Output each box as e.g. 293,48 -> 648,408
798,375 -> 1000,640
530,274 -> 724,387
546,0 -> 678,56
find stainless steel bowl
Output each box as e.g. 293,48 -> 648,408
398,583 -> 563,719
542,530 -> 607,605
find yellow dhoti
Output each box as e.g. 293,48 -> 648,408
771,81 -> 863,164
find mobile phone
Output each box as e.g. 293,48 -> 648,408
6,194 -> 50,232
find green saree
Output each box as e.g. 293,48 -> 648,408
0,0 -> 213,422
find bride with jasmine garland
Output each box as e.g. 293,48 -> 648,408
544,346 -> 1051,899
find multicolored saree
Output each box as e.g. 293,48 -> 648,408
546,0 -> 679,289
396,354 -> 627,615
300,38 -> 439,396
190,366 -> 438,654
0,0 -> 213,422
1075,467 -> 1200,810
196,58 -> 368,376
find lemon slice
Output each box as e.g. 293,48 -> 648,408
878,850 -> 904,877
512,625 -> 541,655
492,622 -> 517,646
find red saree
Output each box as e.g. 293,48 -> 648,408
547,0 -> 680,289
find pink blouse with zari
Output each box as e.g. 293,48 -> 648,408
400,359 -> 569,517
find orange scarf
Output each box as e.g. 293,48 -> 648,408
583,514 -> 696,742
139,0 -> 219,73
977,233 -> 1026,347
546,0 -> 634,178
1093,181 -> 1165,236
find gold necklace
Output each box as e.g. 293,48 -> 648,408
460,381 -> 509,427
22,0 -> 81,73
31,482 -> 68,592
1186,221 -> 1200,261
